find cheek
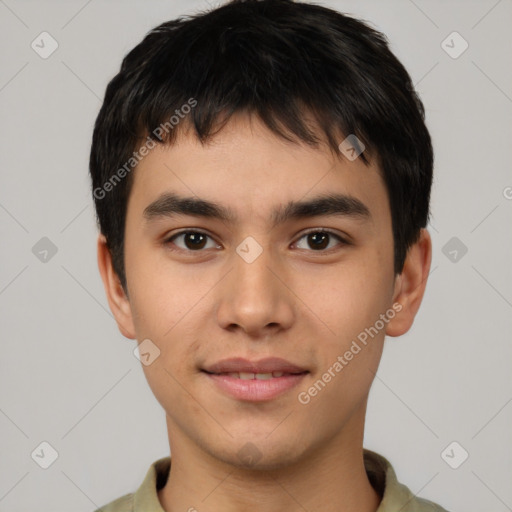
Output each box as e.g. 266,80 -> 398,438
299,256 -> 392,341
294,255 -> 392,407
126,253 -> 200,339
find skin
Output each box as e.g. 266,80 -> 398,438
97,113 -> 432,512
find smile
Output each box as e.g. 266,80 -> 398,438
210,371 -> 297,379
202,370 -> 309,401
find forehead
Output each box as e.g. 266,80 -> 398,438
128,115 -> 389,228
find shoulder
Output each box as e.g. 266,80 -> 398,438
394,481 -> 451,512
93,492 -> 134,512
92,455 -> 170,512
410,497 -> 448,512
363,449 -> 451,512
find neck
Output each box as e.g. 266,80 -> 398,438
157,407 -> 381,512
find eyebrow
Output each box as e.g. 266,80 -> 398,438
143,191 -> 371,228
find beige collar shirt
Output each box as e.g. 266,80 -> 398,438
95,449 -> 449,511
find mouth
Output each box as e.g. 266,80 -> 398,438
200,357 -> 310,401
201,370 -> 308,380
201,356 -> 309,375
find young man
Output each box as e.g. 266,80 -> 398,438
90,0 -> 448,510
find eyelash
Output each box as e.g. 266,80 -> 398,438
163,228 -> 349,254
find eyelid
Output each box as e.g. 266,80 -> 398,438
164,228 -> 220,249
292,227 -> 349,249
164,227 -> 349,253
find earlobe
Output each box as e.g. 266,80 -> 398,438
385,228 -> 432,337
96,234 -> 137,340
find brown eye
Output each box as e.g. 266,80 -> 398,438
165,231 -> 219,251
294,230 -> 346,251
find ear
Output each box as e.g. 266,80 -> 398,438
385,228 -> 432,337
96,234 -> 136,339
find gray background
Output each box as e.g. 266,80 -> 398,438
1,0 -> 511,511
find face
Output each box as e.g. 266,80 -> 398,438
99,114 -> 430,470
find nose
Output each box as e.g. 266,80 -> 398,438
215,240 -> 295,338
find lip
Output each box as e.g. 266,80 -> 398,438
202,357 -> 308,374
201,357 -> 309,402
203,372 -> 308,401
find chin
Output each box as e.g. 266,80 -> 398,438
208,435 -> 308,472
